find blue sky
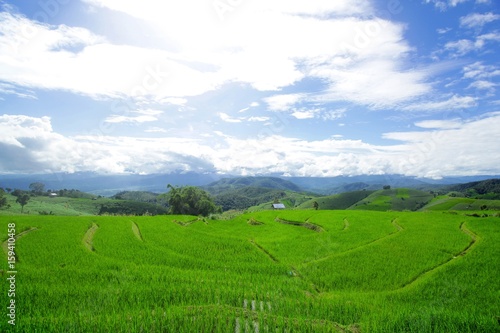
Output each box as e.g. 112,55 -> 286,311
0,0 -> 499,177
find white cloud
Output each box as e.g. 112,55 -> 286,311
403,95 -> 476,112
316,59 -> 430,108
414,119 -> 463,129
145,127 -> 167,133
2,113 -> 499,177
265,94 -> 307,111
424,0 -> 489,10
247,116 -> 270,122
0,2 -> 433,109
437,27 -> 452,34
467,80 -> 496,91
445,32 -> 500,56
460,12 -> 500,29
218,112 -> 242,123
104,109 -> 163,123
291,110 -> 316,120
463,62 -> 500,79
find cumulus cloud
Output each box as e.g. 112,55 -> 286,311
1,114 -> 500,177
0,2 -> 433,109
445,32 -> 500,56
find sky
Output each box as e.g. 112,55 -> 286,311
0,0 -> 499,178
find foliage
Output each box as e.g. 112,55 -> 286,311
0,188 -> 8,209
56,188 -> 96,199
112,191 -> 161,203
29,182 -> 46,195
448,178 -> 500,199
98,200 -> 168,216
167,184 -> 220,216
16,192 -> 30,213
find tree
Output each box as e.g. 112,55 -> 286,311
166,185 -> 220,216
313,201 -> 319,210
383,185 -> 391,190
29,182 -> 45,196
16,193 -> 30,213
0,189 -> 8,209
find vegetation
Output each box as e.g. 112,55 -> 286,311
166,184 -> 220,216
97,200 -> 168,216
0,188 -> 8,209
1,210 -> 499,332
447,178 -> 500,199
14,192 -> 30,213
297,190 -> 375,210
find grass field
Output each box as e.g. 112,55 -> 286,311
1,210 -> 499,332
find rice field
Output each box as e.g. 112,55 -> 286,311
1,210 -> 499,332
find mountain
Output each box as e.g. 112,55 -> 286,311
204,176 -> 302,194
0,171 -> 223,196
1,172 -> 499,197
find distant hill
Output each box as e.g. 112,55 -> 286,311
297,190 -> 375,210
350,188 -> 435,211
204,177 -> 309,211
2,172 -> 498,196
287,175 -> 438,194
447,178 -> 500,199
204,176 -> 302,194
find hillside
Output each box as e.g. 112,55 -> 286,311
422,196 -> 500,212
205,176 -> 302,194
297,190 -> 375,210
349,188 -> 435,211
0,193 -> 168,216
447,178 -> 500,199
205,177 -> 310,211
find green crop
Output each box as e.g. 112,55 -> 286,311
1,211 -> 499,332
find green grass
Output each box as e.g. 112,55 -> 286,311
1,211 -> 499,332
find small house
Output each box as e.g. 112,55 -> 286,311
272,203 -> 285,210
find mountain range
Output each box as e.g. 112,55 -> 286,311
1,172 -> 498,196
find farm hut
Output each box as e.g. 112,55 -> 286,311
272,203 -> 285,210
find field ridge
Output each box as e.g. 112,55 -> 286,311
131,221 -> 143,241
306,218 -> 403,266
82,223 -> 99,252
397,221 -> 479,291
2,227 -> 38,260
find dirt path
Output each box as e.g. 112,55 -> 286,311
131,221 -> 143,241
82,223 -> 99,252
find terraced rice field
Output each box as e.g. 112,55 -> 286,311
1,211 -> 499,332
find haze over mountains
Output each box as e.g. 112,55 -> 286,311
0,172 -> 498,196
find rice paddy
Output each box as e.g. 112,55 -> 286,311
1,210 -> 499,332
